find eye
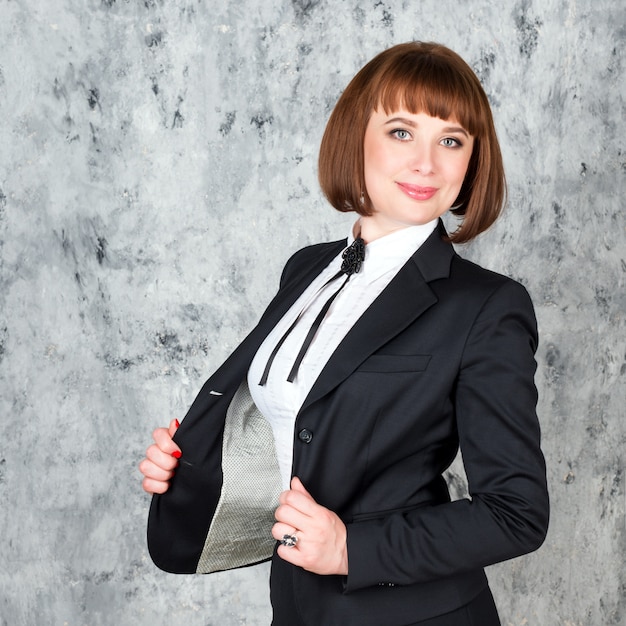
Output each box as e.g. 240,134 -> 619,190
441,137 -> 462,148
390,129 -> 411,141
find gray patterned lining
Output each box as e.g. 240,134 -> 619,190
196,381 -> 283,573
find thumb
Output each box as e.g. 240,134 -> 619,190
290,476 -> 310,496
168,418 -> 180,438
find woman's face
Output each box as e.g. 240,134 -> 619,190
361,108 -> 474,241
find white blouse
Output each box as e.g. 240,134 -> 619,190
247,219 -> 438,489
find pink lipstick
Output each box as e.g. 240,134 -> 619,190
396,182 -> 438,200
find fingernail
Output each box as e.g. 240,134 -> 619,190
171,450 -> 182,459
175,419 -> 180,428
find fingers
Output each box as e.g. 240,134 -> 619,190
141,475 -> 172,495
272,509 -> 349,576
271,522 -> 299,544
139,446 -> 177,494
144,444 -> 178,474
289,476 -> 309,495
139,420 -> 181,495
278,479 -> 316,515
275,477 -> 319,529
274,501 -> 310,533
139,459 -> 175,494
274,493 -> 311,533
273,477 -> 349,575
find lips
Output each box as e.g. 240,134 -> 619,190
396,182 -> 438,201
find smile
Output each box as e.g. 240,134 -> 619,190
396,182 -> 438,201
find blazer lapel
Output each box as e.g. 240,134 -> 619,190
299,223 -> 455,415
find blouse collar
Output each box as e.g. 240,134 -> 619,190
345,219 -> 438,283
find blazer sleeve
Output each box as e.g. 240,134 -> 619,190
344,279 -> 549,591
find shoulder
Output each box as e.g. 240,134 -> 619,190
451,253 -> 532,296
280,239 -> 346,287
443,253 -> 537,324
286,239 -> 347,264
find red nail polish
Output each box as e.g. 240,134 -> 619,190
175,419 -> 180,428
171,450 -> 182,459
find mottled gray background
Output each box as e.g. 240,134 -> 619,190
0,0 -> 624,625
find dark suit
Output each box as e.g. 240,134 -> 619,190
148,222 -> 549,624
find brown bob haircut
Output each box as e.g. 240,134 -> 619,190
318,42 -> 506,244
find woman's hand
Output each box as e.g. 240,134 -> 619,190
272,477 -> 348,576
139,418 -> 181,494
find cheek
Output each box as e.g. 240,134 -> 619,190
363,148 -> 379,178
364,137 -> 393,177
457,146 -> 474,181
448,157 -> 472,188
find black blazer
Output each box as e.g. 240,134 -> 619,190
148,222 -> 549,624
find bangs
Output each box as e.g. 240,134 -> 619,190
372,55 -> 486,137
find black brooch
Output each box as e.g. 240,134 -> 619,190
341,237 -> 365,276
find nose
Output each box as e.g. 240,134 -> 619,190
408,142 -> 434,174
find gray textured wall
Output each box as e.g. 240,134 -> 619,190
0,1 -> 624,625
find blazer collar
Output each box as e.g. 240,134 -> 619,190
410,219 -> 455,282
299,220 -> 455,415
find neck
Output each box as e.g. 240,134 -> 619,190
358,217 -> 410,244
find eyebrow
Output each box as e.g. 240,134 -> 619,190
384,116 -> 470,138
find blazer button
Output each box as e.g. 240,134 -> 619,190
298,429 -> 313,444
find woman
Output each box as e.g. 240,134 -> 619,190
140,42 -> 549,625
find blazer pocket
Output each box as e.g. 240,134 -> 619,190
350,501 -> 435,523
357,354 -> 431,373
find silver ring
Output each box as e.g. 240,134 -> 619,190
280,533 -> 298,548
